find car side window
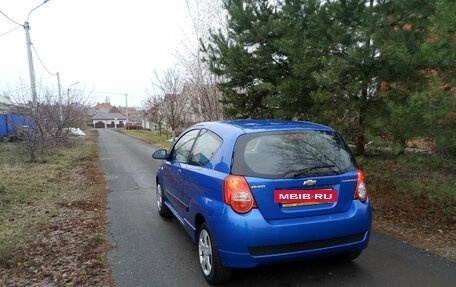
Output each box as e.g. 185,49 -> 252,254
171,129 -> 200,163
189,129 -> 222,167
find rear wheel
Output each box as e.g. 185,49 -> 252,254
156,183 -> 171,217
198,223 -> 232,284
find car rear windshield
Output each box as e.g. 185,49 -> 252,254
232,130 -> 357,179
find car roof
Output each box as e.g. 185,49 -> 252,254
191,119 -> 334,137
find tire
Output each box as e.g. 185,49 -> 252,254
198,223 -> 232,284
156,183 -> 172,218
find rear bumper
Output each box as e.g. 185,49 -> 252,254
206,199 -> 371,268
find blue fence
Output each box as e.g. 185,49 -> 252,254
0,114 -> 34,137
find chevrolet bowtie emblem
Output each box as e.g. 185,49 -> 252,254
303,179 -> 317,186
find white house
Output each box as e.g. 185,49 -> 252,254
91,112 -> 127,128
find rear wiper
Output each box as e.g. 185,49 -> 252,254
284,165 -> 337,178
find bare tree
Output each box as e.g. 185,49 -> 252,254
9,84 -> 92,162
181,82 -> 223,121
60,86 -> 93,134
144,94 -> 166,136
145,0 -> 224,134
150,68 -> 187,141
175,0 -> 225,121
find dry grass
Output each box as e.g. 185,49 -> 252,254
116,129 -> 173,149
0,130 -> 113,286
362,152 -> 456,261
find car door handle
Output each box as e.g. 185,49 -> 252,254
176,169 -> 182,176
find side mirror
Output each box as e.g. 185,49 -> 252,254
152,149 -> 169,160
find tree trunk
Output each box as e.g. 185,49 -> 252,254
356,85 -> 369,155
356,134 -> 366,155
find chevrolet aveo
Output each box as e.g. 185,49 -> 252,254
152,120 -> 371,284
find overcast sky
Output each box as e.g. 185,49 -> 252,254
0,0 -> 192,107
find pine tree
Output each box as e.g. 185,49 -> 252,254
373,0 -> 453,155
203,0 -> 454,155
203,0 -> 286,118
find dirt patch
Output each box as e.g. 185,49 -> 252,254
370,184 -> 456,262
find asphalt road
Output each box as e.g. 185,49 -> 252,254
98,129 -> 456,287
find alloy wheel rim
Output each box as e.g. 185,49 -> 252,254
156,185 -> 162,211
198,229 -> 212,276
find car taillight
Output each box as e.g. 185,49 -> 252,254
224,175 -> 257,214
355,169 -> 368,202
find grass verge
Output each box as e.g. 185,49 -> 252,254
117,129 -> 173,149
0,130 -> 113,286
360,152 -> 456,261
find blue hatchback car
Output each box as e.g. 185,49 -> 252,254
152,120 -> 371,284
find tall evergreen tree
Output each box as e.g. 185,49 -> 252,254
203,0 -> 453,154
310,0 -> 438,154
203,0 -> 286,118
372,0 -> 450,154
272,0 -> 326,120
309,0 -> 378,154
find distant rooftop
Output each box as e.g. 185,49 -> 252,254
92,112 -> 127,120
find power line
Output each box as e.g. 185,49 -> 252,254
0,9 -> 23,39
31,43 -> 56,76
0,10 -> 22,26
0,25 -> 21,39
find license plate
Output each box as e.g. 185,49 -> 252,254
274,189 -> 338,205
